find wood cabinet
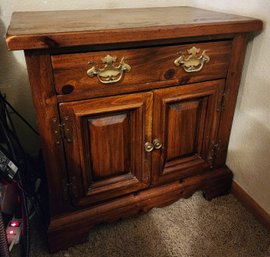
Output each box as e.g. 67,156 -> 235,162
6,6 -> 262,252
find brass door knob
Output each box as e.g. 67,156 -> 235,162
144,142 -> 154,152
153,139 -> 162,150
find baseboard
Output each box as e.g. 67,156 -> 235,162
231,181 -> 270,231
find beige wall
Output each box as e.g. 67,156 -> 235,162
191,0 -> 270,216
1,1 -> 269,215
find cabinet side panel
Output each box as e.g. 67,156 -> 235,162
24,50 -> 70,216
216,34 -> 248,166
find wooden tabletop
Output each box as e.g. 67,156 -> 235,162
6,6 -> 262,50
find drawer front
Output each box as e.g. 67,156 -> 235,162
52,41 -> 232,99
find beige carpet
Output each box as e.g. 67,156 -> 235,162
15,192 -> 270,257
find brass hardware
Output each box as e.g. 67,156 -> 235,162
51,117 -> 72,144
87,54 -> 131,84
144,142 -> 154,152
174,46 -> 210,73
145,140 -> 162,152
153,139 -> 162,150
217,92 -> 226,112
51,118 -> 62,145
207,141 -> 221,168
62,176 -> 79,200
62,116 -> 72,143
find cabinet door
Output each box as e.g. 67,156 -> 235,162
59,92 -> 152,206
152,80 -> 224,184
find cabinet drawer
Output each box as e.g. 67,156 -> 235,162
52,41 -> 232,99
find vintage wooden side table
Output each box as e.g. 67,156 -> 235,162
6,6 -> 262,252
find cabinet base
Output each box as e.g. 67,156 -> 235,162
47,166 -> 232,252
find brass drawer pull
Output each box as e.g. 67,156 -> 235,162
174,46 -> 210,73
87,55 -> 131,84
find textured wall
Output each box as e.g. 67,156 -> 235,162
1,1 -> 269,214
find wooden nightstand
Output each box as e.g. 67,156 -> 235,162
6,6 -> 262,252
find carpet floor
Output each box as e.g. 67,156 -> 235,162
13,192 -> 270,257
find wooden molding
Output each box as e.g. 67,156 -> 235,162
6,7 -> 262,50
232,181 -> 270,231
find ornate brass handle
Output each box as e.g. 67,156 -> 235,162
174,46 -> 210,73
87,55 -> 131,84
144,142 -> 154,153
153,139 -> 162,150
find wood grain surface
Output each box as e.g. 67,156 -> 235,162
6,7 -> 262,50
52,40 -> 231,101
152,80 -> 225,185
48,166 -> 233,252
59,92 -> 152,206
24,50 -> 71,215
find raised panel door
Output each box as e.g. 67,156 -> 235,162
152,80 -> 225,184
59,92 -> 152,206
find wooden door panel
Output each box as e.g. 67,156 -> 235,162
59,92 -> 152,206
152,80 -> 225,184
88,113 -> 130,180
166,99 -> 206,160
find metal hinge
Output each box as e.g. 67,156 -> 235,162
62,176 -> 79,200
51,116 -> 72,145
217,92 -> 226,112
207,141 -> 221,168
